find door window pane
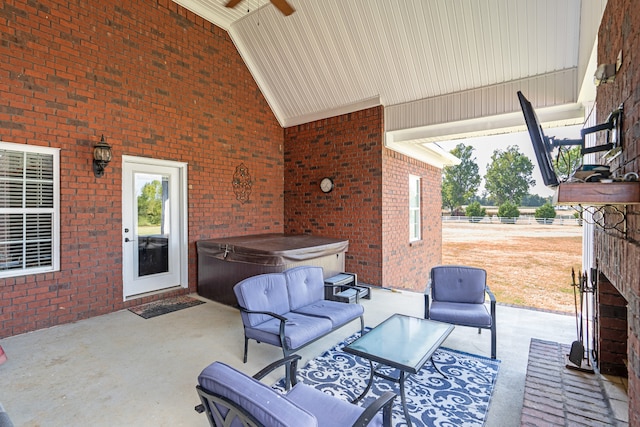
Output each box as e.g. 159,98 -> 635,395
135,173 -> 169,277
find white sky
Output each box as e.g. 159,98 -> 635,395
437,124 -> 583,197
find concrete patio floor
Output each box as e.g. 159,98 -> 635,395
0,288 -> 625,426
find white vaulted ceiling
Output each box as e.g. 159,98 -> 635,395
174,0 -> 607,164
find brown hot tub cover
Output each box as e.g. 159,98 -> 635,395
196,234 -> 349,305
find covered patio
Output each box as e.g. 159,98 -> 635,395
0,289 -> 627,426
1,0 -> 638,424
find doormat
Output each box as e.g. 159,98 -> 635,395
273,329 -> 500,427
129,295 -> 205,319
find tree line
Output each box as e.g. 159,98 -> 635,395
441,143 -> 580,220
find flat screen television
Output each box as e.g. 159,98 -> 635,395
517,91 -> 561,188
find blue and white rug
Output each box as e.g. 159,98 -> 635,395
274,330 -> 500,427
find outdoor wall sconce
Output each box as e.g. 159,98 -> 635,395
594,50 -> 623,86
93,135 -> 112,178
594,63 -> 616,86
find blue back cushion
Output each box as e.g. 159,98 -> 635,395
431,265 -> 486,304
234,273 -> 291,327
284,266 -> 324,311
198,362 -> 317,427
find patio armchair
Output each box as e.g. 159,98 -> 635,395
424,265 -> 497,359
195,354 -> 396,427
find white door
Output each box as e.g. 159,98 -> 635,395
122,156 -> 188,299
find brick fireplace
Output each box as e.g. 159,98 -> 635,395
594,0 -> 640,423
594,231 -> 638,424
595,272 -> 628,377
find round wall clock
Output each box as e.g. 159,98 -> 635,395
320,177 -> 334,193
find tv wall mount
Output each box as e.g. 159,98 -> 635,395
548,104 -> 623,159
550,104 -> 631,234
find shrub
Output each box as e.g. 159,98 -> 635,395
535,203 -> 556,224
465,201 -> 486,221
498,201 -> 520,223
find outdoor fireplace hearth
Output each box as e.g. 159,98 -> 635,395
595,273 -> 628,377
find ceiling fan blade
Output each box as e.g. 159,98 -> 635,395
270,0 -> 295,16
225,0 -> 243,8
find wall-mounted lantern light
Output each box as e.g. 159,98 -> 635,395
93,135 -> 112,178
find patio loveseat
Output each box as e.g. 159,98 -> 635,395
233,266 -> 365,363
195,355 -> 395,426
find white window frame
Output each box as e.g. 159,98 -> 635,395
409,174 -> 421,242
0,141 -> 60,278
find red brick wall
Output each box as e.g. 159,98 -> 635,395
595,0 -> 640,422
283,106 -> 442,290
382,149 -> 442,291
283,107 -> 384,285
0,0 -> 284,337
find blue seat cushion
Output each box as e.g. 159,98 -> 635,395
245,312 -> 333,349
293,300 -> 363,328
198,362 -> 317,427
287,382 -> 385,427
429,301 -> 492,328
431,266 -> 487,304
234,273 -> 291,327
284,266 -> 325,310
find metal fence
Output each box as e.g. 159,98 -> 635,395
442,215 -> 582,226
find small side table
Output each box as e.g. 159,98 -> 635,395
324,272 -> 371,302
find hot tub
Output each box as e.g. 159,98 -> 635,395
196,234 -> 349,306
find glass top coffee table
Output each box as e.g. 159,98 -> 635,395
343,314 -> 454,427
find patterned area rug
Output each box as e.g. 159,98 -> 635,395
274,329 -> 500,427
128,295 -> 205,319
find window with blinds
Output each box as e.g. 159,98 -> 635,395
0,143 -> 60,277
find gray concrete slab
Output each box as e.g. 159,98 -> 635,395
0,289 -> 588,426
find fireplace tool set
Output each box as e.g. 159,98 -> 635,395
567,267 -> 595,373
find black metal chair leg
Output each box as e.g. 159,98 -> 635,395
491,325 -> 497,359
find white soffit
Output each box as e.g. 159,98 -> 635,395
174,0 -> 606,139
385,70 -> 585,143
391,103 -> 585,144
385,102 -> 584,167
386,139 -> 462,168
176,0 -> 272,31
